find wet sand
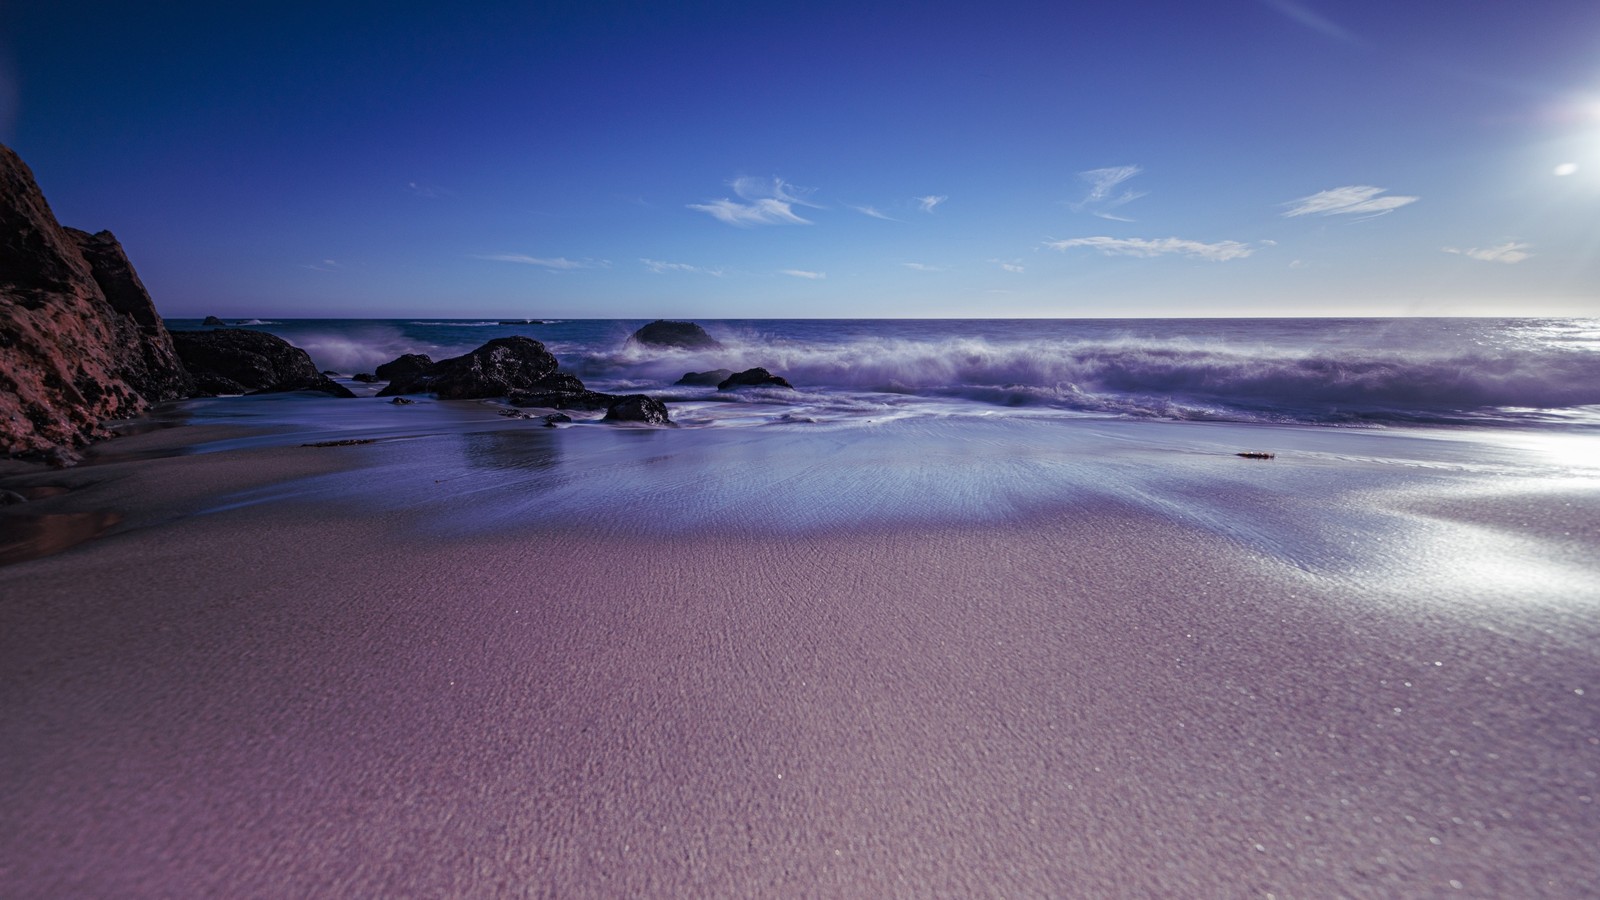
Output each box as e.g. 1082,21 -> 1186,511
2,416 -> 1597,896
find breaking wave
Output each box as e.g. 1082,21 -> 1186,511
573,334 -> 1600,426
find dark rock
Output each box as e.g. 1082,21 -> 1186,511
389,397 -> 415,405
626,320 -> 722,350
202,315 -> 226,327
352,373 -> 379,383
377,337 -> 557,399
0,489 -> 27,505
604,394 -> 672,425
542,413 -> 572,427
675,368 -> 733,387
1,142 -> 193,456
505,388 -> 617,411
718,367 -> 793,390
321,369 -> 339,376
171,329 -> 355,398
374,353 -> 434,382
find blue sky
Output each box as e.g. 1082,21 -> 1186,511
3,1 -> 1598,318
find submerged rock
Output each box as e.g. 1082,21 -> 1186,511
202,315 -> 226,326
604,395 -> 672,425
675,368 -> 733,387
718,367 -> 793,390
352,373 -> 380,383
377,337 -> 558,399
389,397 -> 415,405
374,353 -> 434,382
171,329 -> 355,398
627,320 -> 722,350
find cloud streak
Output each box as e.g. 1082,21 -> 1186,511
991,258 -> 1025,273
1259,0 -> 1364,45
781,268 -> 826,279
1073,165 -> 1145,220
689,175 -> 818,227
916,195 -> 947,213
641,258 -> 723,276
1283,185 -> 1418,218
1443,242 -> 1532,264
850,204 -> 898,221
475,254 -> 610,270
1045,236 -> 1257,261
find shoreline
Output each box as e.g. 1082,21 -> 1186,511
2,409 -> 1597,895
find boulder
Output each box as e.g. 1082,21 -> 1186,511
675,368 -> 733,387
377,337 -> 558,399
604,395 -> 672,425
626,319 -> 721,350
1,142 -> 193,456
374,352 -> 434,382
718,367 -> 793,390
202,315 -> 226,326
171,329 -> 355,397
352,373 -> 380,383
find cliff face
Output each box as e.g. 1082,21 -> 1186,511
0,143 -> 192,456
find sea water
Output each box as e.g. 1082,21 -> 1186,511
166,317 -> 1600,430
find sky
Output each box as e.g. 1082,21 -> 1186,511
3,0 -> 1598,318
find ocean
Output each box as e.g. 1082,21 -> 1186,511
167,317 -> 1600,430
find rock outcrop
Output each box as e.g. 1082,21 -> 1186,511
171,329 -> 355,397
1,142 -> 193,456
374,353 -> 434,382
675,368 -> 733,387
626,320 -> 721,350
718,367 -> 794,390
377,336 -> 560,399
603,395 -> 672,425
202,315 -> 226,326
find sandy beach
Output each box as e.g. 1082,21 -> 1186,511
2,409 -> 1597,897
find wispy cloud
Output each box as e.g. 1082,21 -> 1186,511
1443,242 -> 1532,264
850,204 -> 899,221
689,176 -> 818,227
475,254 -> 611,270
1072,165 -> 1146,220
406,181 -> 455,199
781,268 -> 826,279
1259,0 -> 1364,45
915,195 -> 947,213
990,258 -> 1025,273
641,258 -> 724,276
299,259 -> 340,272
902,262 -> 945,272
1045,236 -> 1257,261
1283,185 -> 1418,218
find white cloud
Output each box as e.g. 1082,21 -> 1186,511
916,195 -> 947,213
903,262 -> 944,272
1073,165 -> 1145,220
851,204 -> 898,221
1259,0 -> 1363,45
689,175 -> 818,226
687,197 -> 811,226
781,269 -> 826,279
1045,236 -> 1257,261
1283,185 -> 1418,218
406,181 -> 455,199
641,258 -> 723,276
299,259 -> 340,272
990,258 -> 1025,273
1443,242 -> 1532,264
732,176 -> 819,207
475,254 -> 610,270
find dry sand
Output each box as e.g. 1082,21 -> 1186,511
2,420 -> 1597,897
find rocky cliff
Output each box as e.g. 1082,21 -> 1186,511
0,143 -> 192,457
